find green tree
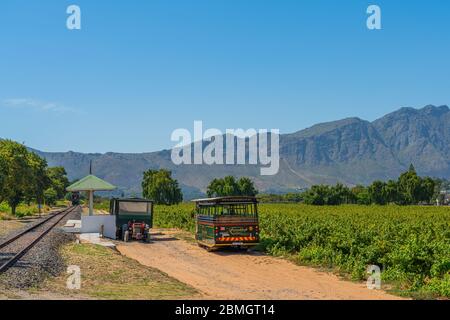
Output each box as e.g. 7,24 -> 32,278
284,192 -> 303,203
330,183 -> 353,205
397,164 -> 422,205
44,187 -> 58,206
142,169 -> 183,205
207,178 -> 225,197
303,185 -> 331,205
207,176 -> 259,197
237,177 -> 258,196
0,140 -> 33,215
419,177 -> 435,204
238,177 -> 259,196
46,167 -> 69,200
382,180 -> 399,204
368,180 -> 387,205
0,155 -> 6,199
26,152 -> 50,210
222,176 -> 240,196
351,185 -> 371,205
302,183 -> 353,206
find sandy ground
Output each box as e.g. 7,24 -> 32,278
117,229 -> 404,300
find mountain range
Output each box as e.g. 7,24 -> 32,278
29,105 -> 450,199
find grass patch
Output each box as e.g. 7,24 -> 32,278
55,200 -> 70,207
93,198 -> 110,211
41,243 -> 198,300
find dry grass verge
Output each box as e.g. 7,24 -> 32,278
40,243 -> 198,300
0,220 -> 31,238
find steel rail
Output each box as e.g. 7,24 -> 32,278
0,206 -> 77,273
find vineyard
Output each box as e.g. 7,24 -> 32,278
154,203 -> 450,298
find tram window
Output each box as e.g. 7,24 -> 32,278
197,202 -> 257,216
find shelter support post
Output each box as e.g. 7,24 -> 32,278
89,190 -> 94,216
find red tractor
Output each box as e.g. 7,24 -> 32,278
123,221 -> 151,242
109,198 -> 154,243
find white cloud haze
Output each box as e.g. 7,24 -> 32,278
2,98 -> 77,113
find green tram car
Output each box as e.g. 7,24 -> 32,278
193,196 -> 260,249
109,198 -> 154,241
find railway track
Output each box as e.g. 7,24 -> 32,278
0,206 -> 78,273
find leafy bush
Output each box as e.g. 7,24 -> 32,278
44,188 -> 58,206
0,202 -> 43,218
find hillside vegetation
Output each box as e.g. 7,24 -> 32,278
154,203 -> 450,298
40,243 -> 198,300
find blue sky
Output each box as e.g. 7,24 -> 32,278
1,0 -> 449,153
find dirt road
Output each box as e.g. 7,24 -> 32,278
117,229 -> 403,300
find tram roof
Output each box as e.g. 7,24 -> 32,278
111,197 -> 154,203
192,196 -> 258,205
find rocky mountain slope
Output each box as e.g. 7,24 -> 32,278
30,105 -> 450,198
